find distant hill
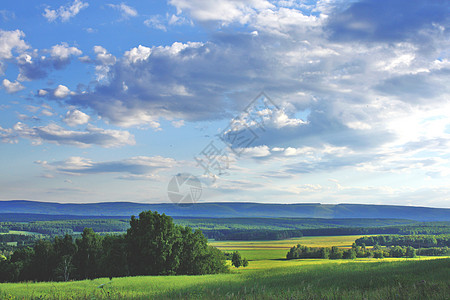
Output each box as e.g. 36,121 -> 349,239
0,200 -> 449,221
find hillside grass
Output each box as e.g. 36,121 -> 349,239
0,236 -> 449,299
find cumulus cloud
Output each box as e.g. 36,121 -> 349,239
327,0 -> 450,46
43,0 -> 89,22
37,85 -> 76,99
2,122 -> 135,148
36,155 -> 176,178
169,0 -> 274,25
2,79 -> 25,93
63,109 -> 90,126
0,29 -> 29,60
50,43 -> 82,61
93,45 -> 116,80
40,0 -> 448,182
0,29 -> 29,75
53,85 -> 74,98
16,43 -> 82,80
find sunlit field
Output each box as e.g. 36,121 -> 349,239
1,235 -> 449,299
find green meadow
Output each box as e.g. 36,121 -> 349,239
1,235 -> 449,299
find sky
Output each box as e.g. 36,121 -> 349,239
0,0 -> 449,207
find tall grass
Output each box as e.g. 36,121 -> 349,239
0,258 -> 448,299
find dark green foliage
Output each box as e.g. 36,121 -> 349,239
126,211 -> 181,275
342,249 -> 357,259
416,246 -> 450,256
74,228 -> 103,279
2,219 -> 130,236
242,258 -> 248,267
31,239 -> 55,281
355,234 -> 450,248
391,246 -> 407,258
405,246 -> 416,258
231,251 -> 242,268
329,246 -> 343,259
373,250 -> 384,258
286,244 -> 324,259
286,243 -> 424,260
101,234 -> 128,278
320,247 -> 330,259
0,210 -> 229,282
231,251 -> 248,268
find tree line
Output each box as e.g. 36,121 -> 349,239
201,225 -> 450,241
0,211 -> 228,282
2,219 -> 130,236
286,243 -> 417,260
355,235 -> 450,248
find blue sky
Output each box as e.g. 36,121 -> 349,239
0,0 -> 449,207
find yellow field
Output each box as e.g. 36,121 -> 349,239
210,235 -> 368,262
210,235 -> 446,270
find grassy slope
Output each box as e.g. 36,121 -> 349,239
1,258 -> 448,299
1,235 -> 449,299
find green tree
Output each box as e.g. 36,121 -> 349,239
406,246 -> 416,258
177,228 -> 210,275
31,239 -> 55,281
231,251 -> 242,268
373,250 -> 384,259
126,211 -> 181,275
330,246 -> 343,259
391,246 -> 406,258
242,258 -> 249,267
53,234 -> 76,281
10,246 -> 34,281
320,247 -> 330,259
101,234 -> 129,278
343,249 -> 357,259
74,228 -> 103,279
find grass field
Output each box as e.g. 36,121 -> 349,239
0,235 -> 449,299
0,230 -> 40,235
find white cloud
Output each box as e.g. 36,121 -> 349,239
43,0 -> 89,22
37,155 -> 176,178
7,122 -> 135,148
124,45 -> 151,64
50,43 -> 82,60
239,145 -> 271,157
171,120 -> 185,128
41,109 -> 54,117
0,125 -> 14,143
0,29 -> 29,64
169,0 -> 274,25
63,109 -> 90,126
108,3 -> 138,18
144,15 -> 167,31
93,45 -> 116,80
53,85 -> 75,98
38,89 -> 48,96
2,79 -> 25,93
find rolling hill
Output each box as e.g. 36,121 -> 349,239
0,200 -> 449,221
